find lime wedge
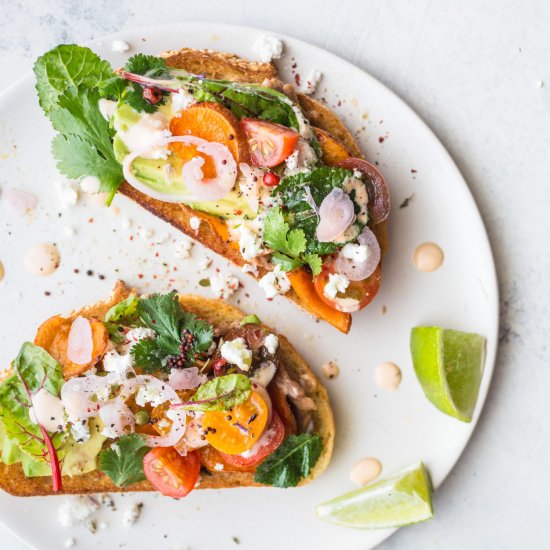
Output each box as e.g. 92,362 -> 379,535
316,462 -> 433,529
410,327 -> 486,422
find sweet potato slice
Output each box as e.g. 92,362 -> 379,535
169,102 -> 250,175
35,316 -> 109,379
314,127 -> 351,166
287,268 -> 351,334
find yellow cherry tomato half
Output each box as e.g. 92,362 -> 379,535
202,391 -> 269,455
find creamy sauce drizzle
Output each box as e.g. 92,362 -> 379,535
24,243 -> 60,276
350,457 -> 382,486
413,242 -> 444,272
374,361 -> 402,391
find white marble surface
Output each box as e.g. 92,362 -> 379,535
0,1 -> 548,548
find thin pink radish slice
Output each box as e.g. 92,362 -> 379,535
67,316 -> 93,365
316,188 -> 356,242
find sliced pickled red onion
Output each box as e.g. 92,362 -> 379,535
61,372 -> 118,420
175,414 -> 208,456
168,367 -> 206,391
338,158 -> 390,224
335,227 -> 381,281
99,397 -> 135,437
316,188 -> 356,242
67,316 -> 93,365
122,136 -> 237,203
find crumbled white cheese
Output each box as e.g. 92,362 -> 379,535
126,327 -> 156,344
252,35 -> 284,62
139,226 -> 154,239
64,537 -> 76,548
54,180 -> 79,208
103,350 -> 135,382
58,496 -> 99,527
116,112 -> 171,160
80,175 -> 102,194
98,98 -> 118,121
175,239 -> 194,259
258,265 -> 291,299
353,169 -> 363,179
284,139 -> 317,175
238,224 -> 265,261
285,150 -> 300,172
199,256 -> 212,270
122,502 -> 143,526
155,233 -> 170,245
135,385 -> 164,407
302,69 -> 323,95
171,89 -> 197,113
221,337 -> 253,371
70,419 -> 91,443
121,216 -> 133,230
111,40 -> 130,53
213,463 -> 224,471
263,333 -> 279,355
536,79 -> 544,88
209,272 -> 240,299
341,243 -> 369,263
324,273 -> 350,299
28,388 -> 65,432
189,216 -> 202,231
241,263 -> 259,277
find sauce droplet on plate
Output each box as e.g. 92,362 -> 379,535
322,361 -> 340,380
24,243 -> 60,276
413,242 -> 444,272
350,457 -> 382,486
374,361 -> 402,390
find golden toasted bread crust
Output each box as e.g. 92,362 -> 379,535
0,282 -> 334,496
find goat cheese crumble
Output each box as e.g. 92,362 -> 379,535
302,69 -> 323,95
252,35 -> 284,62
209,272 -> 240,299
341,243 -> 369,263
324,273 -> 350,299
258,265 -> 291,299
111,40 -> 131,53
189,216 -> 202,231
58,496 -> 99,527
54,180 -> 79,208
171,89 -> 197,113
220,337 -> 253,371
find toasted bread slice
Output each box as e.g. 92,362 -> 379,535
0,281 -> 334,496
118,48 -> 388,334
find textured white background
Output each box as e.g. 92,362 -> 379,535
0,0 -> 548,548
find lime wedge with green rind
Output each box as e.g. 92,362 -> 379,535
316,462 -> 433,529
411,327 -> 486,422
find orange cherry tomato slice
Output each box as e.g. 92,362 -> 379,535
240,118 -> 299,168
201,390 -> 269,455
143,447 -> 200,498
314,264 -> 382,313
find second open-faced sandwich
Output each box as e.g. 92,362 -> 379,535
34,43 -> 390,333
0,281 -> 333,496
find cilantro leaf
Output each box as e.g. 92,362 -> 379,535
303,253 -> 323,276
126,54 -> 168,77
185,374 -> 251,412
254,433 -> 323,488
137,291 -> 182,343
98,433 -> 150,487
131,338 -> 166,373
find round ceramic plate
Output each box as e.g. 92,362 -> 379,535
0,22 -> 498,550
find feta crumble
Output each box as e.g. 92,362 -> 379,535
171,89 -> 197,113
238,224 -> 265,261
103,350 -> 135,382
70,419 -> 91,443
221,337 -> 253,371
199,256 -> 212,270
341,243 -> 369,263
241,263 -> 259,276
64,537 -> 76,548
54,180 -> 79,208
189,216 -> 202,231
252,35 -> 284,62
175,238 -> 194,259
122,502 -> 143,526
111,40 -> 130,53
126,327 -> 156,344
263,333 -> 279,354
135,385 -> 165,407
302,69 -> 323,95
58,496 -> 98,527
324,273 -> 350,299
258,265 -> 291,299
209,272 -> 240,299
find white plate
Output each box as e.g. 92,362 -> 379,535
0,22 -> 498,550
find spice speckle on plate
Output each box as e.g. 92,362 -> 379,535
412,242 -> 444,272
322,361 -> 340,380
350,457 -> 382,486
374,362 -> 402,391
0,261 -> 4,282
24,243 -> 60,276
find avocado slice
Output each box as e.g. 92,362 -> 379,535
113,104 -> 255,220
0,420 -> 22,465
21,453 -> 52,477
62,419 -> 106,476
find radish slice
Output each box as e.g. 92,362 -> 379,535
99,397 -> 135,438
123,136 -> 237,203
67,316 -> 93,365
168,367 -> 206,391
61,372 -> 118,420
316,188 -> 356,242
335,226 -> 381,281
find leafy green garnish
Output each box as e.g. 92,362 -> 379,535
98,433 -> 150,487
0,343 -> 65,463
185,374 -> 251,412
104,293 -> 140,343
33,45 -> 123,201
263,207 -> 322,275
274,166 -> 363,257
254,433 -> 323,488
131,291 -> 214,372
240,314 -> 261,326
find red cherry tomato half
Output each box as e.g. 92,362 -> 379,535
263,172 -> 281,187
143,447 -> 201,498
241,118 -> 299,168
218,411 -> 285,469
314,263 -> 382,313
